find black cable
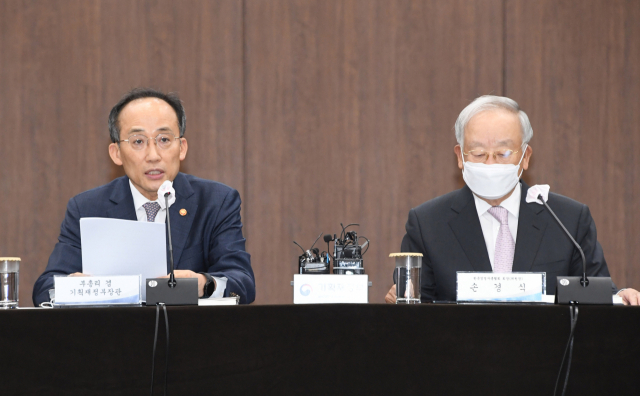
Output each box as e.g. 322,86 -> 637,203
150,304 -> 160,396
309,232 -> 322,250
562,335 -> 575,396
340,223 -> 359,242
562,305 -> 578,396
163,304 -> 169,396
554,304 -> 579,396
293,241 -> 305,254
150,303 -> 170,396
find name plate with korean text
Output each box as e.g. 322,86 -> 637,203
54,275 -> 141,305
456,272 -> 546,302
293,274 -> 369,304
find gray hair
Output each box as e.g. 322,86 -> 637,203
454,95 -> 533,149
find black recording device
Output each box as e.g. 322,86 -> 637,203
295,233 -> 330,274
331,223 -> 369,275
295,223 -> 369,275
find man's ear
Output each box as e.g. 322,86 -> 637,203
454,145 -> 463,170
522,144 -> 533,171
179,138 -> 188,161
109,143 -> 123,166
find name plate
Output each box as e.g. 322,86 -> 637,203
456,272 -> 546,302
54,275 -> 141,305
293,274 -> 368,304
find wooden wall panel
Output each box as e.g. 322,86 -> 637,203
6,0 -> 637,307
244,0 -> 503,304
0,0 -> 243,306
505,0 -> 640,290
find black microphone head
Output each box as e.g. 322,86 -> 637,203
324,234 -> 333,243
164,192 -> 171,198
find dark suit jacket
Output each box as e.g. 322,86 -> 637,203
400,181 -> 613,302
33,173 -> 255,305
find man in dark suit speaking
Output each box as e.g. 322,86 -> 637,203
385,95 -> 640,305
33,88 -> 255,305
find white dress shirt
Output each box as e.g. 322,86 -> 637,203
472,183 -> 521,270
129,180 -> 227,298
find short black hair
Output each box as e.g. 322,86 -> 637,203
108,88 -> 186,143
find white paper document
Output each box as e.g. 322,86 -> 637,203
80,218 -> 167,300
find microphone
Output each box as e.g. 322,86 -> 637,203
165,192 -> 176,288
145,181 -> 198,305
538,194 -> 587,286
537,194 -> 612,304
323,234 -> 334,261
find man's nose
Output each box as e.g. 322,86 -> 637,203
145,138 -> 162,160
484,153 -> 498,165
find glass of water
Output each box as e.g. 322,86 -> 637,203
0,257 -> 20,308
391,253 -> 422,304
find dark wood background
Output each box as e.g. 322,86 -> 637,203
1,0 -> 638,306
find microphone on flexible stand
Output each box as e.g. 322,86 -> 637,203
537,194 -> 612,305
165,192 -> 176,288
146,181 -> 198,305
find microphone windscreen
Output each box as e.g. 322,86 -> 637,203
323,234 -> 333,243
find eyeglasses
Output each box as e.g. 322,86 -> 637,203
119,133 -> 180,151
463,148 -> 521,164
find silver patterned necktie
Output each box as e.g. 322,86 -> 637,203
142,202 -> 161,222
488,206 -> 514,273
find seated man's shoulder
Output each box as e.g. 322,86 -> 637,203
180,173 -> 239,200
71,177 -> 127,205
413,187 -> 467,216
544,191 -> 588,217
547,191 -> 583,207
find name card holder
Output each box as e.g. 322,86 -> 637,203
457,272 -> 546,303
54,275 -> 141,306
293,274 -> 369,304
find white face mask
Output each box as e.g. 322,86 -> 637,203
462,145 -> 527,200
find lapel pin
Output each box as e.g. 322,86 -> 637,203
179,209 -> 187,216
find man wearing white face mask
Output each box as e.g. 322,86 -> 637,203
385,95 -> 640,305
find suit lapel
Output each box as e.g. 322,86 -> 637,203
168,173 -> 198,268
448,186 -> 493,271
106,177 -> 138,221
512,181 -> 548,272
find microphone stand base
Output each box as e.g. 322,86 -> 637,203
145,278 -> 199,305
555,276 -> 613,305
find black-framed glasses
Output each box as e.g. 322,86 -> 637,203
119,133 -> 180,151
